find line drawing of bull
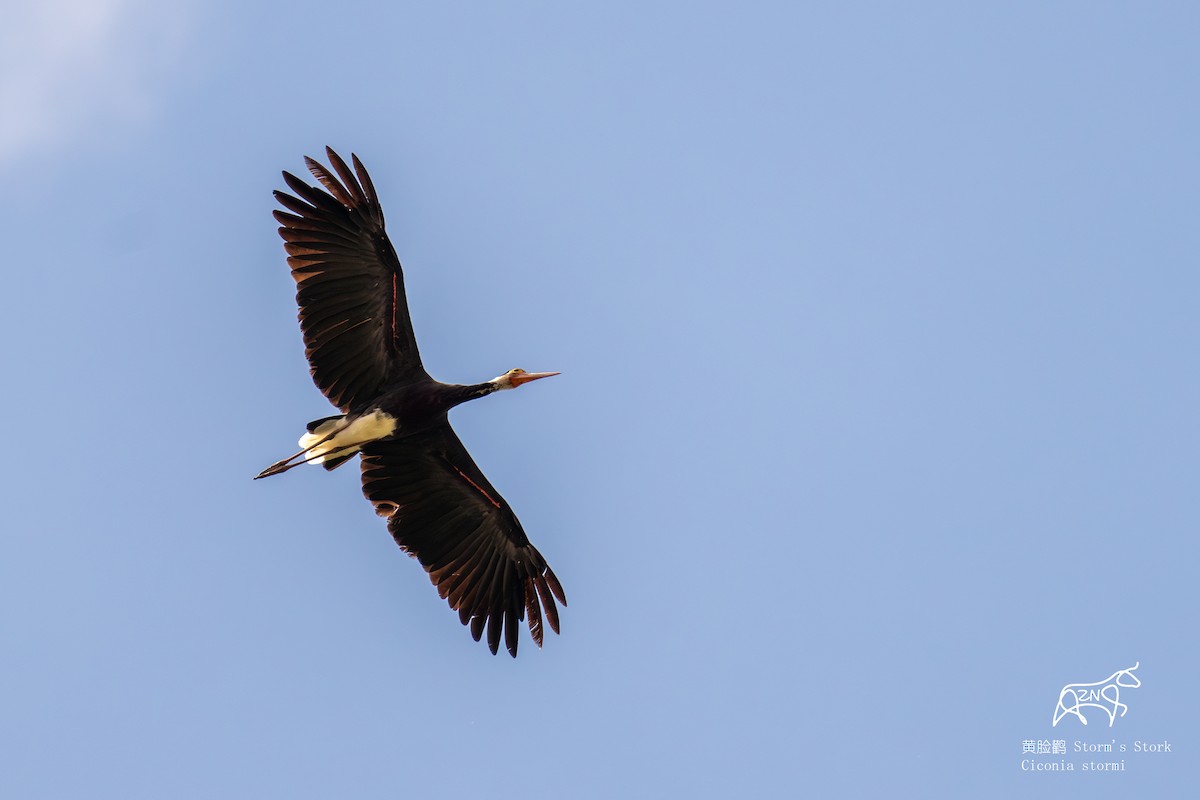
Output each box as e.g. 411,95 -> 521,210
1052,662 -> 1141,727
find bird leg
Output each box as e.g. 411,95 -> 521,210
254,437 -> 383,479
256,410 -> 398,479
253,429 -> 342,480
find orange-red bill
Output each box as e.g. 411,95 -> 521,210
511,371 -> 560,387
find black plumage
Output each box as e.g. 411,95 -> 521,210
257,148 -> 564,657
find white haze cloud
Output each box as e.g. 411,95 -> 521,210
0,0 -> 190,167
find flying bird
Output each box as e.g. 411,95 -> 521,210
256,148 -> 565,657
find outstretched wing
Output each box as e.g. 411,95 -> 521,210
274,147 -> 426,411
360,423 -> 566,657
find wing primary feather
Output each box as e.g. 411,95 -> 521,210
274,190 -> 320,217
274,205 -> 360,237
504,600 -> 520,658
290,175 -> 349,213
282,171 -> 340,209
534,575 -> 561,635
486,608 -> 502,655
280,171 -> 316,198
469,612 -> 486,642
544,565 -> 567,606
524,577 -> 544,646
456,551 -> 502,620
325,147 -> 369,206
498,562 -> 515,657
352,153 -> 379,206
305,157 -> 357,208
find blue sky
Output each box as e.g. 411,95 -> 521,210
2,2 -> 1196,797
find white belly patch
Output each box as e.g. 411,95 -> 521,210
298,410 -> 397,465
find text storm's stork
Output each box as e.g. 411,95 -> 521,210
256,148 -> 565,657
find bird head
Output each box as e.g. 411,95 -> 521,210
489,368 -> 560,391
